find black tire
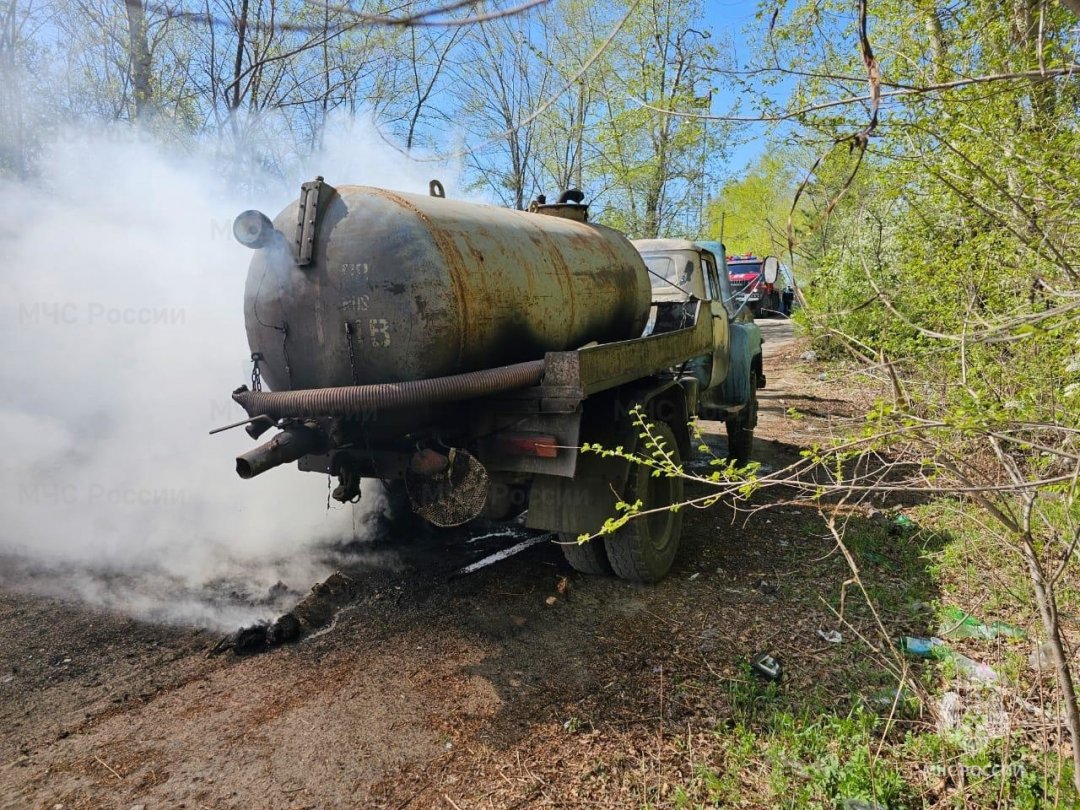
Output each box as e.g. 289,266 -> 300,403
604,420 -> 685,583
559,533 -> 612,575
725,371 -> 758,466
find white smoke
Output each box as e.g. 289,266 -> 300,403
0,117 -> 455,629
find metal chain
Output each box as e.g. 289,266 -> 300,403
280,324 -> 292,388
250,352 -> 264,392
344,321 -> 360,385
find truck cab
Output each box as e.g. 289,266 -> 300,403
633,239 -> 731,392
632,239 -> 766,408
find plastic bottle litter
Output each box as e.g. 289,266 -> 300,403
899,636 -> 944,657
1029,641 -> 1056,672
899,636 -> 998,683
948,653 -> 998,683
864,685 -> 917,714
841,800 -> 886,810
937,691 -> 964,729
889,514 -> 915,535
939,606 -> 1025,640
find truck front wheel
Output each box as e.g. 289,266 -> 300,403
604,420 -> 685,583
725,371 -> 758,465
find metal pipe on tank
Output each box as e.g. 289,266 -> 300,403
235,423 -> 327,479
233,210 -> 275,249
232,359 -> 545,420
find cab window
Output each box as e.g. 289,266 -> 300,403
702,255 -> 721,301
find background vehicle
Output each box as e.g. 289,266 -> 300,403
727,253 -> 781,317
222,181 -> 764,583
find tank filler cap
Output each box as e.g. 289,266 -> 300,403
528,189 -> 589,222
233,210 -> 274,249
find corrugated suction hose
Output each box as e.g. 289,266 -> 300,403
232,359 -> 545,419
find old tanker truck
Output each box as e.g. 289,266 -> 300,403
222,179 -> 768,583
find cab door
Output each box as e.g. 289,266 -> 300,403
702,253 -> 731,389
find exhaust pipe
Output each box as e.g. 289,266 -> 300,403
236,423 -> 326,479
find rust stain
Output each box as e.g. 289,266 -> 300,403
367,187 -> 470,368
529,219 -> 577,341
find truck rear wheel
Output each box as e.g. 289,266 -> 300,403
604,420 -> 685,583
559,535 -> 612,575
725,371 -> 758,465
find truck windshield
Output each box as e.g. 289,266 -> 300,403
729,261 -> 762,279
643,253 -> 695,292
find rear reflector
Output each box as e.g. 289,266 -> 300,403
494,432 -> 559,458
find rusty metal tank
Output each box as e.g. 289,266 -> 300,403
238,182 -> 652,391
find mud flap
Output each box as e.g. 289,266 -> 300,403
526,384 -> 689,536
526,472 -> 625,536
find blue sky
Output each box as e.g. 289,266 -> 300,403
700,0 -> 777,174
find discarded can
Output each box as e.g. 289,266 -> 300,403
750,651 -> 783,681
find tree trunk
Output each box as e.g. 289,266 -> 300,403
0,0 -> 28,176
122,0 -> 153,120
231,0 -> 249,112
573,84 -> 585,190
917,1 -> 947,83
1021,533 -> 1080,794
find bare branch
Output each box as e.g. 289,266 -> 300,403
144,0 -> 551,31
630,67 -> 1080,123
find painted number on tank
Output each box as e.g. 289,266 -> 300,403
347,318 -> 391,347
342,262 -> 370,277
339,295 -> 370,312
369,318 -> 390,347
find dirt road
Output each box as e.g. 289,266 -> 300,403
2,319 -> 872,809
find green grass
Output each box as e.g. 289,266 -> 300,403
662,497 -> 1078,809
917,498 -> 1080,623
669,673 -> 909,808
667,668 -> 1074,809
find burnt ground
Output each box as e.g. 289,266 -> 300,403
1,320 -> 912,809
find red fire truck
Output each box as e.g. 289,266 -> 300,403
727,253 -> 781,318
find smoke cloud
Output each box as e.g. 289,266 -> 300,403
0,119 -> 454,629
